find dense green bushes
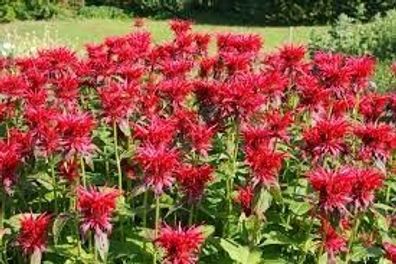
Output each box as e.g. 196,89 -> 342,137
77,5 -> 130,19
309,10 -> 396,91
87,0 -> 396,25
1,0 -> 395,24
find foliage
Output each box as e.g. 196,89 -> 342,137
77,5 -> 130,20
0,19 -> 394,264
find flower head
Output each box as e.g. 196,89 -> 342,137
77,187 -> 119,235
234,185 -> 254,216
17,213 -> 51,256
175,164 -> 213,202
135,144 -> 179,194
155,224 -> 204,264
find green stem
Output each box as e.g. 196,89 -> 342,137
298,211 -> 316,264
50,157 -> 58,214
143,191 -> 148,229
80,156 -> 86,187
345,216 -> 360,263
188,204 -> 195,226
153,196 -> 161,264
0,191 -> 5,229
113,121 -> 123,191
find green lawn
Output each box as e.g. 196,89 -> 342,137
0,18 -> 326,54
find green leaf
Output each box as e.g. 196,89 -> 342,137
289,201 -> 311,216
220,239 -> 262,264
201,225 -> 215,238
254,189 -> 272,217
52,213 -> 70,245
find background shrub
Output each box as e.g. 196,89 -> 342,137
77,5 -> 130,19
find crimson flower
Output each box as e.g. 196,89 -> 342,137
384,242 -> 396,263
321,219 -> 347,263
57,112 -> 96,158
17,213 -> 51,256
175,164 -> 213,202
169,19 -> 193,36
245,145 -> 284,186
134,116 -> 176,146
350,168 -> 384,210
346,55 -> 375,89
353,123 -> 395,161
77,186 -> 119,235
0,140 -> 23,193
308,167 -> 355,214
358,93 -> 389,121
303,118 -> 349,160
134,144 -> 179,194
155,224 -> 204,264
99,81 -> 134,123
59,159 -> 80,183
296,75 -> 329,109
217,33 -> 262,54
234,185 -> 254,216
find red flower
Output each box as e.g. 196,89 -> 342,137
242,124 -> 273,150
135,144 -> 179,194
99,81 -> 134,123
234,185 -> 254,216
384,242 -> 396,263
155,224 -> 204,264
296,75 -> 329,109
345,55 -> 375,90
303,118 -> 349,160
353,123 -> 395,161
77,186 -> 119,235
175,164 -> 213,202
0,140 -> 23,193
17,213 -> 51,256
308,167 -> 354,214
133,116 -> 176,147
217,33 -> 262,54
57,112 -> 96,158
351,168 -> 384,209
169,19 -> 193,36
59,159 -> 80,183
245,145 -> 284,186
321,219 -> 347,262
358,93 -> 389,121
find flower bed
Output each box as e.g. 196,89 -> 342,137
0,19 -> 395,263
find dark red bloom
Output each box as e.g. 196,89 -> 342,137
0,139 -> 23,193
296,75 -> 329,109
99,81 -> 134,123
169,19 -> 193,36
358,93 -> 389,121
245,145 -> 284,186
77,186 -> 119,235
17,213 -> 51,256
155,224 -> 204,264
135,144 -> 179,194
175,164 -> 213,202
133,116 -> 176,147
350,167 -> 384,209
321,219 -> 347,262
57,112 -> 96,158
308,167 -> 355,214
59,159 -> 80,183
353,123 -> 395,161
234,185 -> 254,216
303,118 -> 349,160
384,242 -> 396,263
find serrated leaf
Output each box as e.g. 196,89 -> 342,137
220,239 -> 262,264
289,201 -> 311,216
53,213 -> 70,245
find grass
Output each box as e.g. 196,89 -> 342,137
0,18 -> 326,53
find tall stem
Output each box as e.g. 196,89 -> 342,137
0,191 -> 5,228
188,204 -> 195,226
80,156 -> 86,187
50,157 -> 58,214
345,215 -> 360,263
153,196 -> 161,264
113,121 -> 123,191
225,119 -> 239,234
